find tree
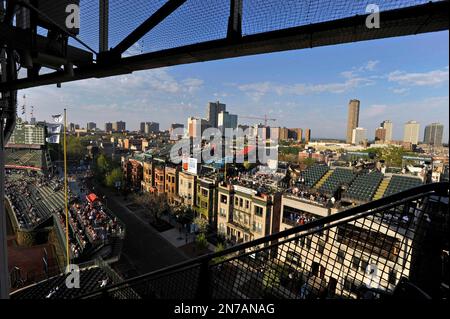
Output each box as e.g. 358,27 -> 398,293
66,136 -> 85,161
212,243 -> 226,264
196,233 -> 209,250
193,217 -> 208,234
105,167 -> 122,188
96,154 -> 110,174
134,192 -> 168,221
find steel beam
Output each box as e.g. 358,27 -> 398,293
1,0 -> 448,92
110,0 -> 186,56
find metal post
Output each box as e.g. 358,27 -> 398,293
0,112 -> 9,299
99,0 -> 109,52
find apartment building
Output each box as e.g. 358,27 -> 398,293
153,165 -> 165,194
195,177 -> 218,229
217,183 -> 281,244
277,193 -> 410,298
122,158 -> 143,191
177,171 -> 197,207
165,166 -> 179,205
141,160 -> 154,193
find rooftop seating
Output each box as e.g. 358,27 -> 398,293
383,175 -> 423,197
318,167 -> 355,196
344,171 -> 384,202
5,149 -> 44,169
301,164 -> 329,188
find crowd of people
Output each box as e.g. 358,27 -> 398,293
289,187 -> 335,207
70,201 -> 123,244
5,169 -> 62,228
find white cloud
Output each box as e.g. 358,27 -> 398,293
388,66 -> 449,86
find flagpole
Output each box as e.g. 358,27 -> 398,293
63,108 -> 70,269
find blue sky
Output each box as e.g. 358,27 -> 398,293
23,30 -> 449,141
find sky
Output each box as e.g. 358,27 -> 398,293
21,30 -> 449,141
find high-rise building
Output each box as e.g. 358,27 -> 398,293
145,122 -> 160,134
112,121 -> 126,132
69,123 -> 76,132
352,127 -> 367,145
105,122 -> 113,132
375,127 -> 386,143
207,101 -> 226,128
423,123 -> 444,146
188,117 -> 210,139
170,123 -> 184,140
140,122 -> 146,133
380,120 -> 393,142
87,122 -> 97,131
346,99 -> 360,144
279,127 -> 289,140
403,121 -> 420,145
304,128 -> 311,143
218,111 -> 238,132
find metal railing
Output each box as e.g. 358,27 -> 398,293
79,182 -> 449,299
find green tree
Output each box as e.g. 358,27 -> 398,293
105,167 -> 122,188
193,217 -> 208,234
196,233 -> 209,250
66,136 -> 85,161
212,243 -> 226,264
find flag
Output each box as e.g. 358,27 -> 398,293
52,114 -> 63,123
47,123 -> 62,134
46,135 -> 60,144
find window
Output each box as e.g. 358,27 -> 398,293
337,250 -> 345,264
220,194 -> 227,204
254,206 -> 263,217
219,208 -> 227,218
352,256 -> 360,270
286,250 -> 302,265
252,221 -> 262,233
245,200 -> 249,209
188,182 -> 192,189
388,268 -> 397,285
306,237 -> 311,250
201,188 -> 208,197
318,240 -> 325,254
360,258 -> 369,273
239,198 -> 243,207
235,197 -> 239,206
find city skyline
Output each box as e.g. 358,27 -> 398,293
20,31 -> 449,141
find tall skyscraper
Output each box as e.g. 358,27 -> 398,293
145,122 -> 160,134
86,122 -> 97,131
380,120 -> 393,142
423,123 -> 444,146
112,121 -> 126,133
140,122 -> 146,133
105,122 -> 113,132
403,121 -> 420,145
207,101 -> 226,128
170,123 -> 184,140
188,117 -> 210,139
346,99 -> 360,144
304,128 -> 311,143
218,111 -> 238,132
375,127 -> 386,142
352,127 -> 367,145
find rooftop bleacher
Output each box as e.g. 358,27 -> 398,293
383,175 -> 423,198
5,170 -> 65,230
318,167 -> 355,196
344,171 -> 384,202
301,164 -> 329,188
5,149 -> 45,170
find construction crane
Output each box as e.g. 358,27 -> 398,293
240,114 -> 276,126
